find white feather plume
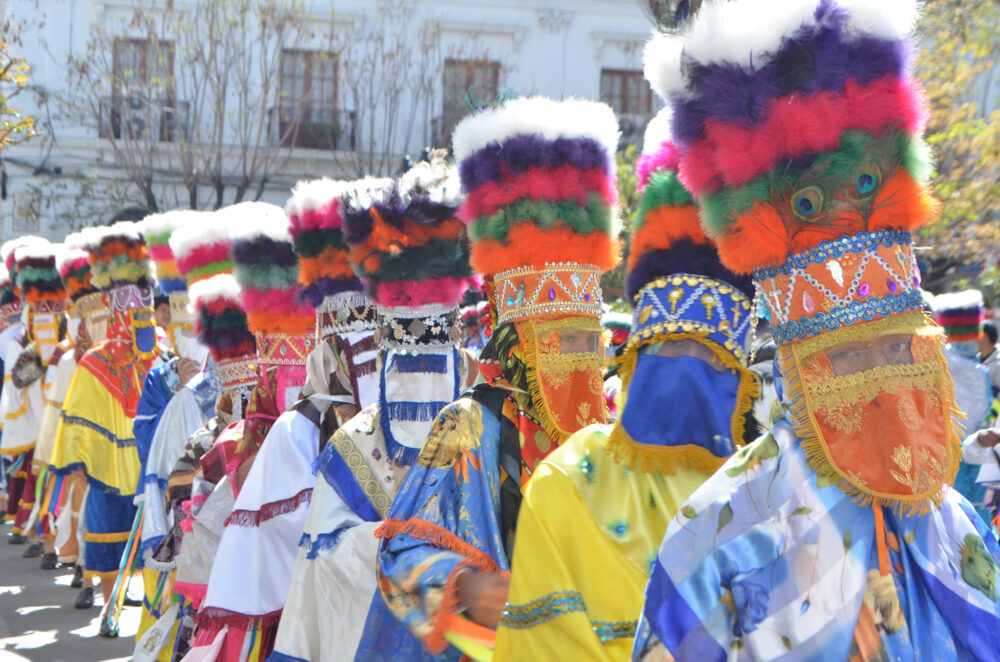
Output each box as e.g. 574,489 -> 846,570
932,289 -> 985,314
1,236 -> 49,264
642,107 -> 676,156
221,202 -> 292,244
137,209 -> 205,241
452,96 -> 620,164
189,273 -> 242,311
168,215 -> 232,265
285,178 -> 352,218
56,248 -> 89,275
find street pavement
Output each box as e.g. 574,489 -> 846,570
0,520 -> 141,662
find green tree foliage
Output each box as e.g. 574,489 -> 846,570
915,0 -> 1000,288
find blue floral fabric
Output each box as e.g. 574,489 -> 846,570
635,421 -> 1000,662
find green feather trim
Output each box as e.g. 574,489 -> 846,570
293,229 -> 348,258
16,266 -> 61,286
700,129 -> 933,234
232,263 -> 298,291
144,231 -> 172,247
185,261 -> 233,282
358,238 -> 473,284
634,171 -> 694,230
469,193 -> 613,243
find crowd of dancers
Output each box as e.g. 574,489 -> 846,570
1,1 -> 1000,660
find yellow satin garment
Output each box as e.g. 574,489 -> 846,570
494,426 -> 709,661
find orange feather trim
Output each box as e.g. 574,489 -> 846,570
869,170 -> 940,233
246,310 -> 315,336
471,222 -> 620,276
627,205 -> 706,272
298,246 -> 355,285
350,210 -> 466,268
716,203 -> 791,275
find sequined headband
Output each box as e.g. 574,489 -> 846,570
377,303 -> 460,350
493,263 -> 603,325
317,290 -> 377,339
629,274 -> 753,362
256,331 -> 315,367
107,283 -> 155,312
753,230 -> 923,346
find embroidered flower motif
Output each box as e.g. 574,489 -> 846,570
606,518 -> 629,540
890,445 -> 912,473
718,561 -> 770,637
960,533 -> 998,601
863,569 -> 906,634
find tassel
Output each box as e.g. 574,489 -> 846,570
390,353 -> 449,374
384,401 -> 451,422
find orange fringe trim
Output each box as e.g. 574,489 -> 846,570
375,518 -> 507,655
298,247 -> 355,285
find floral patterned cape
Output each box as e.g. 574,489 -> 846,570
634,421 -> 1000,662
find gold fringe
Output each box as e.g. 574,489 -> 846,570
0,440 -> 37,457
606,422 -> 727,476
780,313 -> 962,517
85,530 -> 131,543
518,320 -> 572,446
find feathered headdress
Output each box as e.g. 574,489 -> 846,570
1,236 -> 49,300
138,211 -> 201,295
644,0 -> 935,346
933,290 -> 985,343
228,202 -> 315,366
83,222 -> 156,301
453,96 -> 621,325
343,157 -> 472,311
611,109 -> 759,474
0,265 -> 18,324
14,241 -> 68,309
286,177 -> 378,339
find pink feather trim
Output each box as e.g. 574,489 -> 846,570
238,287 -> 314,316
176,241 -> 231,276
374,275 -> 475,309
458,164 -> 616,221
679,75 -> 929,196
637,141 -> 681,189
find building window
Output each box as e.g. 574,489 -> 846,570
100,38 -> 186,142
273,49 -> 353,150
436,58 -> 501,148
600,69 -> 654,145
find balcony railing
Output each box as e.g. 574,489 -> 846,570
98,94 -> 190,142
268,106 -> 357,151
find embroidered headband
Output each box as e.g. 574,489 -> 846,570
644,0 -> 937,346
453,96 -> 621,323
286,177 -> 381,339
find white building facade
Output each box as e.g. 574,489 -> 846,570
1,0 -> 657,240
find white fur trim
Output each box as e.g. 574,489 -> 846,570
1,236 -> 48,264
189,273 -> 242,312
644,33 -> 686,102
137,210 -> 206,243
452,96 -> 620,163
932,289 -> 985,313
398,159 -> 462,208
0,265 -> 9,287
644,0 -> 916,100
168,215 -> 232,264
83,222 -> 144,249
285,178 -> 352,218
56,248 -> 89,275
342,177 -> 394,214
64,232 -> 88,251
839,0 -> 919,40
14,241 -> 60,267
220,202 -> 292,244
642,108 -> 675,156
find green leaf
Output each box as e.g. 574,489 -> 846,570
681,505 -> 697,519
790,506 -> 813,516
904,530 -> 915,544
717,502 -> 734,532
843,529 -> 852,551
781,635 -> 792,650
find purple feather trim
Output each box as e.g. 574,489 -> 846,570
298,276 -> 364,307
459,134 -> 612,193
231,235 -> 297,268
671,1 -> 910,144
626,238 -> 754,301
342,191 -> 458,245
